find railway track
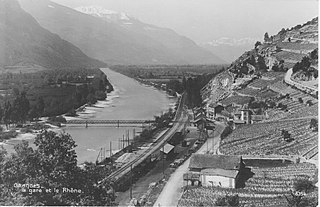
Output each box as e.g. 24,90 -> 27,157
100,93 -> 187,184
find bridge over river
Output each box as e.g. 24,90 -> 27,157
66,119 -> 155,127
98,93 -> 188,191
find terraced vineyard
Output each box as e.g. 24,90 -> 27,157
248,78 -> 278,90
220,119 -> 318,158
274,51 -> 306,62
178,163 -> 317,207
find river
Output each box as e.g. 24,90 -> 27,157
2,68 -> 176,164
64,68 -> 176,163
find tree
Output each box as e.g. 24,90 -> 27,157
264,32 -> 270,42
310,48 -> 318,60
0,131 -> 114,206
309,119 -> 318,132
86,93 -> 97,105
182,75 -> 187,90
257,56 -> 267,71
294,179 -> 315,194
0,104 -> 3,123
10,91 -> 30,125
3,101 -> 12,129
215,194 -> 240,206
285,190 -> 318,207
36,97 -> 45,118
255,41 -> 262,49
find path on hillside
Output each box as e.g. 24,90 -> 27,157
153,122 -> 226,207
285,68 -> 318,92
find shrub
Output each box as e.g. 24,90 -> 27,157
0,130 -> 18,141
215,194 -> 240,206
294,179 -> 315,193
48,116 -> 67,123
95,90 -> 107,100
20,128 -> 33,133
221,126 -> 232,139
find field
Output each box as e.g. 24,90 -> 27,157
178,162 -> 317,207
276,42 -> 318,51
220,95 -> 252,106
248,78 -> 278,90
274,51 -> 306,62
219,118 -> 318,158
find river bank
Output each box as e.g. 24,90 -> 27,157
1,68 -> 177,165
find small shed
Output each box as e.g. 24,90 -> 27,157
160,143 -> 175,160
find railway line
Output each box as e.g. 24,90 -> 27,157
100,93 -> 188,185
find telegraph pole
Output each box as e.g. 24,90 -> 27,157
130,164 -> 133,199
162,144 -> 165,175
110,141 -> 112,158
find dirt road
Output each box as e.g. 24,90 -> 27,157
153,121 -> 225,207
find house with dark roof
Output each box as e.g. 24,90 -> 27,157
185,154 -> 245,188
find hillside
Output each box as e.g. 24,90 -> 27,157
201,17 -> 318,157
229,17 -> 318,77
18,1 -> 225,65
0,0 -> 104,71
202,17 -> 318,102
192,17 -> 319,207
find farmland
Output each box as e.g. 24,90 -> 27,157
178,162 -> 317,207
220,118 -> 318,158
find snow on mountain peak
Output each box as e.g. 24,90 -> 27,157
75,6 -> 132,22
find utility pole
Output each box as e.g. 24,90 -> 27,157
130,164 -> 133,199
162,144 -> 165,175
123,135 -> 125,149
110,141 -> 112,158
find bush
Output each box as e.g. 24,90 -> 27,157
20,128 -> 33,133
215,194 -> 240,206
294,179 -> 315,193
221,126 -> 233,139
0,130 -> 18,141
48,116 -> 67,124
95,90 -> 107,100
28,123 -> 49,130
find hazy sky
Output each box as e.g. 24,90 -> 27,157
52,0 -> 318,43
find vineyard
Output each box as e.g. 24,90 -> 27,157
220,95 -> 253,107
276,42 -> 318,51
178,162 -> 317,207
261,71 -> 285,80
274,51 -> 306,62
219,119 -> 318,158
248,78 -> 278,90
236,87 -> 259,96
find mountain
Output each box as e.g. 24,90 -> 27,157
0,0 -> 104,71
18,1 -> 225,65
200,37 -> 260,63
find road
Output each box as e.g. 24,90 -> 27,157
284,68 -> 318,92
153,121 -> 225,207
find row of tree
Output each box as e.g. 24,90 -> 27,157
0,91 -> 30,128
0,83 -> 111,128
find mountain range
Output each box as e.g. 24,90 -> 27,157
201,37 -> 260,63
17,1 -> 225,65
0,0 -> 104,70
